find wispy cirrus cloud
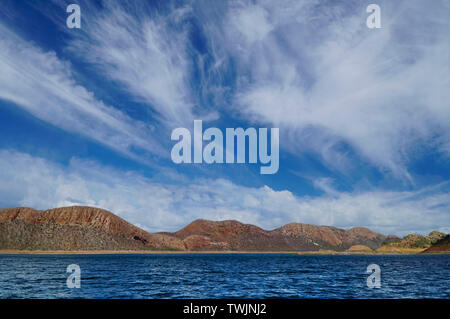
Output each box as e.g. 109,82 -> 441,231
25,0 -> 450,183
200,0 -> 450,180
66,1 -> 216,127
1,150 -> 448,236
0,23 -> 165,161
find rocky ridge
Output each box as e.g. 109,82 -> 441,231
1,206 -> 430,252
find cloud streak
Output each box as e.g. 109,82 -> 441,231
67,1 -> 211,126
0,23 -> 165,161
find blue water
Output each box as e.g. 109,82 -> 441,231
0,254 -> 448,298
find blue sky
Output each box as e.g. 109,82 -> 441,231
0,0 -> 449,235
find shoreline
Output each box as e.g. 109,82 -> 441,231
0,249 -> 437,255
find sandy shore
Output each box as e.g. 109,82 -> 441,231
0,249 -> 430,255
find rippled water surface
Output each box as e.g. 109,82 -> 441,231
0,254 -> 448,298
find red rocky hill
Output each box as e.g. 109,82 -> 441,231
0,206 -> 184,251
170,219 -> 398,251
0,206 -> 398,251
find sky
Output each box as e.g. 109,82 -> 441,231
0,0 -> 449,236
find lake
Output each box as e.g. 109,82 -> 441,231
0,254 -> 448,298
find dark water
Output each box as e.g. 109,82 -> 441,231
0,254 -> 448,299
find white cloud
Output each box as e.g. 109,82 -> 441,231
229,3 -> 274,45
313,178 -> 340,197
0,150 -> 448,236
67,1 -> 209,126
0,23 -> 165,161
207,0 -> 450,180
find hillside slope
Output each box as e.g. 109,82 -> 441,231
0,207 -> 184,251
422,235 -> 450,254
171,219 -> 397,251
377,231 -> 446,252
1,206 -> 399,252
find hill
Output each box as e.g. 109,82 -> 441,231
0,206 -> 399,252
378,231 -> 446,251
0,207 -> 184,251
422,235 -> 450,254
170,219 -> 397,251
346,245 -> 373,252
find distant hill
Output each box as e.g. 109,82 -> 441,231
346,245 -> 373,252
378,231 -> 446,252
422,235 -> 450,254
169,219 -> 396,251
0,206 -> 398,252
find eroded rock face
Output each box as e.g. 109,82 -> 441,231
276,223 -> 346,247
0,207 -> 185,251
